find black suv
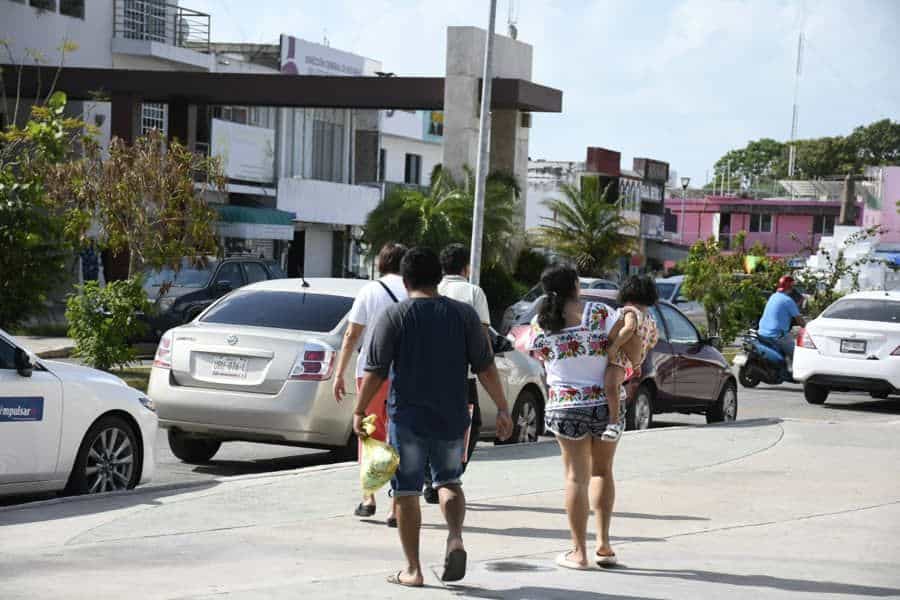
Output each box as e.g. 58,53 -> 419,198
142,257 -> 285,338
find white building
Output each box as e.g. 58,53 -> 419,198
379,109 -> 443,188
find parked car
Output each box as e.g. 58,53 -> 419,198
142,256 -> 286,339
500,277 -> 619,334
147,278 -> 548,464
509,289 -> 737,430
0,330 -> 157,498
654,275 -> 707,330
793,291 -> 900,404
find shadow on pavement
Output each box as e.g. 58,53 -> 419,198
188,450 -> 339,477
449,585 -> 665,600
468,503 -> 709,522
0,480 -> 219,526
614,566 -> 900,597
420,522 -> 666,543
823,398 -> 900,414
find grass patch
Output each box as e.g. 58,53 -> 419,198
12,323 -> 70,337
111,366 -> 152,393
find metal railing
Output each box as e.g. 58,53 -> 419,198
113,0 -> 210,52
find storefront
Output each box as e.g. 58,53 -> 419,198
213,204 -> 296,267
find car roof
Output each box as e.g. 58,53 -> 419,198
835,290 -> 900,302
655,275 -> 684,284
240,277 -> 371,297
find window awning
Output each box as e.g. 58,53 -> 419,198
213,204 -> 296,241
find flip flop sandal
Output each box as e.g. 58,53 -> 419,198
595,552 -> 618,567
441,548 -> 468,582
555,552 -> 593,571
387,571 -> 423,588
354,503 -> 375,518
386,516 -> 398,528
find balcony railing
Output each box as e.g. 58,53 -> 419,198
717,232 -> 824,255
113,0 -> 210,52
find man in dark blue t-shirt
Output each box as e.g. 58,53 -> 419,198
353,247 -> 512,587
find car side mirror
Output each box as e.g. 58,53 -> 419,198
14,348 -> 33,378
215,280 -> 232,293
493,335 -> 514,355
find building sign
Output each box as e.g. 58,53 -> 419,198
423,111 -> 444,142
633,158 -> 670,183
279,35 -> 376,76
211,119 -> 275,183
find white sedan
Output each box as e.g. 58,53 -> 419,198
0,330 -> 157,498
793,291 -> 900,404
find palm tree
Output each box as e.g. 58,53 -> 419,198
537,183 -> 636,277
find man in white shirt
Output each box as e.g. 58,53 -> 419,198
334,242 -> 408,524
422,244 -> 494,504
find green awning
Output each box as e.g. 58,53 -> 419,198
213,204 -> 296,226
213,204 -> 296,241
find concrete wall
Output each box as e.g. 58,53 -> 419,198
277,178 -> 380,227
303,225 -> 333,278
381,135 -> 442,185
0,0 -> 114,67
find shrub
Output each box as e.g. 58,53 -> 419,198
481,263 -> 528,326
65,278 -> 151,371
514,248 -> 548,287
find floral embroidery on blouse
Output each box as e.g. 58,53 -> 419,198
548,385 -> 606,407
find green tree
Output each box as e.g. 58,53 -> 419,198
708,138 -> 787,192
847,119 -> 900,167
536,182 -> 635,277
0,91 -> 85,329
682,235 -> 784,344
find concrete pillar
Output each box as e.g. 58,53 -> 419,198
110,93 -> 140,144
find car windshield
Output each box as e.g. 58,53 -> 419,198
656,283 -> 677,300
522,284 -> 543,302
145,261 -> 216,288
201,291 -> 354,332
266,262 -> 287,279
821,299 -> 900,324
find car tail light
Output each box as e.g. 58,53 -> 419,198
290,344 -> 335,381
796,328 -> 817,350
153,331 -> 174,369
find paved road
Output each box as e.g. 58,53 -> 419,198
4,376 -> 899,506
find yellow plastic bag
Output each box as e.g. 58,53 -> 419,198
359,414 -> 400,495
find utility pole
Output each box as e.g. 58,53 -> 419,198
469,0 -> 497,285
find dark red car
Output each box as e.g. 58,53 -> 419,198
511,290 -> 737,430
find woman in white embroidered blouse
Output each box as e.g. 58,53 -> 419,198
526,264 -> 623,569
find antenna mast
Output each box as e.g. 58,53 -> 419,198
787,33 -> 804,178
507,0 -> 518,39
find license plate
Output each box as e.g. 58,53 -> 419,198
732,354 -> 748,366
211,356 -> 248,378
840,339 -> 866,354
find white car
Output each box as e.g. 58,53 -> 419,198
148,278 -> 548,464
0,330 -> 158,498
793,291 -> 900,404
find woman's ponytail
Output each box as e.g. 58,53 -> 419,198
537,265 -> 578,333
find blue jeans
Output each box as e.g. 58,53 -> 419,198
388,419 -> 465,497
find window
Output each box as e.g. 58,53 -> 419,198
664,209 -> 678,233
145,261 -> 216,289
648,305 -> 668,342
0,338 -> 17,370
122,0 -> 167,42
202,291 -> 354,332
29,0 -> 55,10
821,299 -> 899,324
749,213 -> 772,233
60,0 -> 83,18
404,153 -> 422,185
658,304 -> 699,345
214,263 -> 245,289
813,215 -> 835,236
243,262 -> 269,285
378,148 -> 386,182
141,103 -> 167,135
311,119 -> 345,182
655,283 -> 677,302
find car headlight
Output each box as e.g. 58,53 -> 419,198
137,394 -> 157,413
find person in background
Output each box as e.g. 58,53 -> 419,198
526,264 -> 623,569
354,247 -> 513,587
333,242 -> 408,525
758,275 -> 806,370
420,243 -> 492,505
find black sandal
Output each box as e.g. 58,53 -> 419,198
354,502 -> 375,517
441,548 -> 467,582
386,516 -> 397,528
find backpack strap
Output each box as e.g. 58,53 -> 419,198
377,280 -> 399,303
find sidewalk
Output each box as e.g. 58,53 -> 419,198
1,419 -> 898,599
18,336 -> 75,359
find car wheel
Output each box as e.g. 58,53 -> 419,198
707,381 -> 738,424
870,391 -> 890,400
167,430 -> 221,463
738,366 -> 759,388
804,383 -> 829,405
626,386 -> 654,431
508,389 -> 542,444
65,415 -> 141,495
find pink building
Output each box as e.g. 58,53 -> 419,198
665,196 -> 851,257
861,166 -> 900,246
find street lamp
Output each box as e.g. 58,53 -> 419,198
679,177 -> 690,241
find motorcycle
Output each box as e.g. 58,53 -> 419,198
733,330 -> 793,388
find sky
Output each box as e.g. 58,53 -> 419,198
189,0 -> 900,185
